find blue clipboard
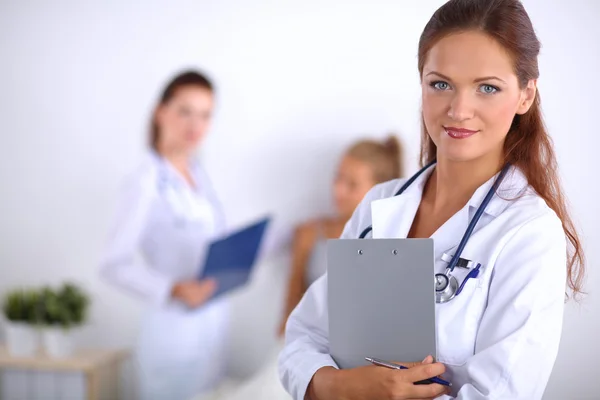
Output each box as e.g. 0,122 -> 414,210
199,216 -> 270,299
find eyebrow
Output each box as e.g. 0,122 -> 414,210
425,71 -> 507,85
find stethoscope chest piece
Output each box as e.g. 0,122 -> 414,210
435,272 -> 458,304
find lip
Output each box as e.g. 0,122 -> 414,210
444,126 -> 479,139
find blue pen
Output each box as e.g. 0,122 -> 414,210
365,357 -> 452,387
456,263 -> 482,296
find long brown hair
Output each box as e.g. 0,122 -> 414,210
150,70 -> 214,150
417,0 -> 584,299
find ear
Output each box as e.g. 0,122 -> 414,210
516,79 -> 537,115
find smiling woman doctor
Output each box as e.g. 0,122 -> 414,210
278,1 -> 586,399
100,71 -> 229,400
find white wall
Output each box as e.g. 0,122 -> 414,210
0,0 -> 598,398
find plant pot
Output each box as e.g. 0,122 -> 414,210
4,321 -> 39,357
42,326 -> 78,358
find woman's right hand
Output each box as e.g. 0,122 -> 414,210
171,279 -> 217,308
307,356 -> 450,400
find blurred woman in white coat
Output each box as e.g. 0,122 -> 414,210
100,70 -> 229,400
279,1 -> 586,399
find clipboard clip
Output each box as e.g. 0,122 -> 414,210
358,249 -> 400,256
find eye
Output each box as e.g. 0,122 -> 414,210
431,81 -> 450,91
479,84 -> 499,94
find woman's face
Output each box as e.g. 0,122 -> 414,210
155,86 -> 214,155
421,30 -> 536,164
333,155 -> 377,219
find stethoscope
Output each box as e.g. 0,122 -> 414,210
358,160 -> 511,304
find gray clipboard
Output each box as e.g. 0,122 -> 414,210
328,238 -> 436,369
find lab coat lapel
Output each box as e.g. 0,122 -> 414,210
371,165 -> 435,239
371,192 -> 420,239
430,205 -> 470,268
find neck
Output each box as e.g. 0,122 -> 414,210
427,154 -> 504,212
157,147 -> 191,175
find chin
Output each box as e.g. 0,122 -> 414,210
334,205 -> 347,217
446,153 -> 477,163
436,140 -> 479,162
180,141 -> 199,153
186,139 -> 200,148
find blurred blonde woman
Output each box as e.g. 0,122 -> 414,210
198,134 -> 404,400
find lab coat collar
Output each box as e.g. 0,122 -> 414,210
467,165 -> 529,218
370,163 -> 529,239
371,168 -> 430,239
147,150 -> 203,190
404,162 -> 529,218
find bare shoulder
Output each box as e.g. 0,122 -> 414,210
293,219 -> 323,250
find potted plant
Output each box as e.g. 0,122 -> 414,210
39,283 -> 90,358
2,288 -> 41,356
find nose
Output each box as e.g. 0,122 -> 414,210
447,91 -> 475,122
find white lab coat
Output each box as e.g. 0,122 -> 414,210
279,165 -> 567,400
100,152 -> 229,400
